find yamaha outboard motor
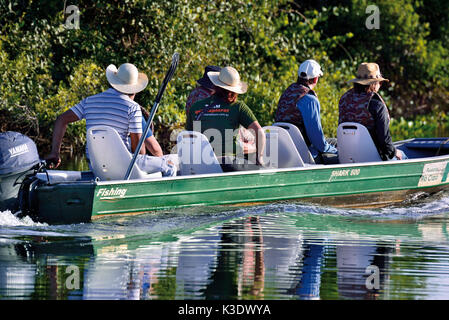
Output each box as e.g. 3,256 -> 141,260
0,131 -> 41,212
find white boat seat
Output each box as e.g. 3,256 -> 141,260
86,126 -> 162,181
337,122 -> 382,163
263,126 -> 305,168
177,131 -> 223,175
272,122 -> 315,164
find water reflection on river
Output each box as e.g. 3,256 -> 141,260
2,193 -> 449,300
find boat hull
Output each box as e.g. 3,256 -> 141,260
29,154 -> 449,223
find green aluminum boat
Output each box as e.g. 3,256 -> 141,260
5,55 -> 446,225
14,137 -> 449,224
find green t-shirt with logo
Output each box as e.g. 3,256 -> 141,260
186,95 -> 258,156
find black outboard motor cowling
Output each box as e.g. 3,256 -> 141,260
0,131 -> 41,212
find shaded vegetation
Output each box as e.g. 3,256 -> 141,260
1,0 -> 448,155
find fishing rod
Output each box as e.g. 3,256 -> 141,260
124,52 -> 180,180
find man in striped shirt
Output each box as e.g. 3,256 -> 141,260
45,63 -> 175,176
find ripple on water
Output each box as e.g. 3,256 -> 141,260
1,193 -> 449,300
0,210 -> 47,227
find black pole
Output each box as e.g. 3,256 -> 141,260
124,52 -> 180,180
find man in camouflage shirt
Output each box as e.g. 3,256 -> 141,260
185,66 -> 221,115
275,59 -> 337,164
339,62 -> 406,160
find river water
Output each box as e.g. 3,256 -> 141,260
1,158 -> 449,300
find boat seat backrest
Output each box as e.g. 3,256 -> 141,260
263,126 -> 305,168
86,126 -> 162,181
337,122 -> 382,163
176,131 -> 223,175
272,122 -> 315,164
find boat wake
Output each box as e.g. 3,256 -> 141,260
1,192 -> 448,239
0,210 -> 48,227
221,191 -> 449,220
378,192 -> 449,218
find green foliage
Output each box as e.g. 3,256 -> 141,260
34,61 -> 108,153
391,112 -> 449,140
0,0 -> 448,154
302,0 -> 449,116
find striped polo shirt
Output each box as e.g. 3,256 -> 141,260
70,88 -> 143,159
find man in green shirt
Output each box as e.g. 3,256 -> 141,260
186,66 -> 265,168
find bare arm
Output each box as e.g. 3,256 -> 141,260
144,136 -> 163,157
248,121 -> 266,166
45,109 -> 79,168
130,132 -> 146,155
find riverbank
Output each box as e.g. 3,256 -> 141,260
2,1 -> 448,155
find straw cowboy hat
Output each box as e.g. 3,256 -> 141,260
207,66 -> 248,94
197,65 -> 221,89
348,62 -> 389,85
106,63 -> 149,94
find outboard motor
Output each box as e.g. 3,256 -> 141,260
0,131 -> 41,212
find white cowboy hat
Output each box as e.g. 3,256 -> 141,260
106,63 -> 148,94
207,66 -> 248,94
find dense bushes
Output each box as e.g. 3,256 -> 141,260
0,0 -> 448,155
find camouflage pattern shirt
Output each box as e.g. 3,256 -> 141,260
185,86 -> 214,115
338,89 -> 395,160
275,83 -> 316,145
339,89 -> 381,129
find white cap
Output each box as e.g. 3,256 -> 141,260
298,59 -> 323,80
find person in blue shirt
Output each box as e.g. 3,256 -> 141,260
287,59 -> 338,164
298,88 -> 338,163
